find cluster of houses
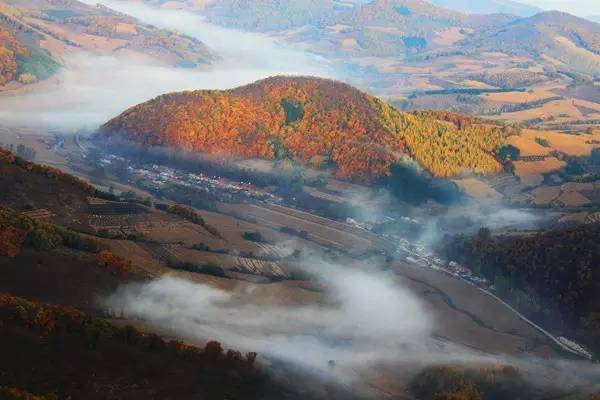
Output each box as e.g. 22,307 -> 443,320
130,164 -> 283,204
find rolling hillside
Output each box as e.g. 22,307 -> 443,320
461,11 -> 600,76
201,0 -> 336,31
98,76 -> 507,181
0,0 -> 216,79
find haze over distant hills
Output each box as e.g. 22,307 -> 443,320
195,0 -> 600,77
428,0 -> 543,16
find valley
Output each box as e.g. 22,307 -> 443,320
1,118 -> 599,397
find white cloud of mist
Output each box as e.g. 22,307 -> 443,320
102,258 -> 433,379
0,1 -> 333,129
101,254 -> 600,393
418,204 -> 544,249
78,0 -> 331,72
346,187 -> 395,225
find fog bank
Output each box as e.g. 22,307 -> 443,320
102,256 -> 600,392
0,1 -> 333,129
103,259 -> 433,380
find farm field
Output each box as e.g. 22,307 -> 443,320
512,158 -> 567,187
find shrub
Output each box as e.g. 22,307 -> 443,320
243,231 -> 264,242
534,137 -> 551,147
96,250 -> 133,278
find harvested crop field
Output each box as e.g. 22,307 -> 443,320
454,178 -> 502,202
485,89 -> 555,103
556,191 -> 591,207
513,157 -> 567,186
531,186 -> 561,205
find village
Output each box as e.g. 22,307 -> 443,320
96,154 -> 284,205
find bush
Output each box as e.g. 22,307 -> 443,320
412,366 -> 482,400
192,242 -> 211,251
166,257 -> 227,278
534,137 -> 550,147
97,250 -> 133,278
243,231 -> 264,242
27,228 -> 62,251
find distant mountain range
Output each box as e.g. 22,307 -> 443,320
195,0 -> 600,78
428,0 -> 542,16
202,0 -> 517,33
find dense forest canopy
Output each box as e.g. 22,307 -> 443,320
99,76 -> 508,182
443,224 -> 600,354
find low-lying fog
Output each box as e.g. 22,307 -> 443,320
102,254 -> 600,393
0,1 -> 334,129
104,258 -> 434,380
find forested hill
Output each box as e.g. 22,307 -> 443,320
98,76 -> 508,181
443,224 -> 600,355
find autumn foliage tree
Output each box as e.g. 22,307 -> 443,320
96,250 -> 133,277
443,223 -> 600,354
0,27 -> 29,86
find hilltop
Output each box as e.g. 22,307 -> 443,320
98,76 -> 508,181
460,11 -> 600,75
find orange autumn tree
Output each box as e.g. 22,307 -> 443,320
99,76 -> 507,182
0,27 -> 29,86
97,250 -> 133,277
